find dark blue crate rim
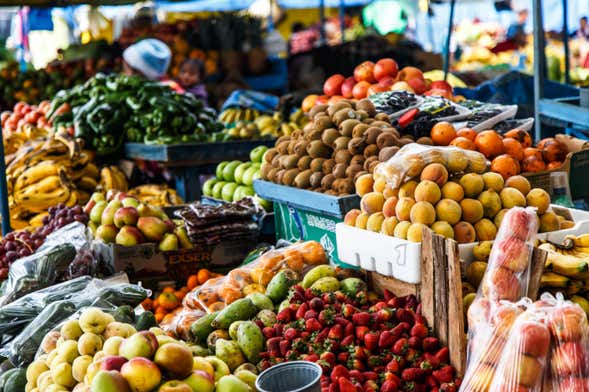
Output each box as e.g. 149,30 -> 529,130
253,180 -> 359,218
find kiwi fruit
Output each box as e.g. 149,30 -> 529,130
287,140 -> 297,155
355,99 -> 376,117
266,167 -> 279,181
261,163 -> 272,179
303,122 -> 314,133
274,169 -> 286,184
297,155 -> 313,171
352,123 -> 370,138
264,148 -> 278,163
294,170 -> 313,189
334,149 -> 352,165
368,160 -> 380,173
363,118 -> 375,125
348,137 -> 366,155
276,135 -> 291,144
308,104 -> 328,118
378,146 -> 399,162
310,158 -> 326,172
370,120 -> 391,129
382,127 -> 401,138
324,189 -> 338,196
354,110 -> 369,121
364,127 -> 383,144
314,115 -> 334,131
322,159 -> 336,175
416,137 -> 433,145
276,141 -> 289,155
281,154 -> 299,169
345,164 -> 363,179
327,101 -> 352,117
333,136 -> 352,151
363,144 -> 378,158
271,154 -> 282,168
321,173 -> 336,190
376,132 -> 398,150
282,168 -> 300,186
350,154 -> 365,166
339,119 -> 361,137
398,138 -> 414,146
332,109 -> 356,126
307,140 -> 331,158
294,140 -> 309,156
321,128 -> 341,147
332,163 -> 347,179
291,129 -> 303,139
309,172 -> 324,188
364,156 -> 379,172
332,178 -> 355,194
354,170 -> 369,182
374,112 -> 390,122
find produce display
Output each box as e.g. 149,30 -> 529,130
345,144 -> 570,243
261,99 -> 406,195
1,101 -> 52,155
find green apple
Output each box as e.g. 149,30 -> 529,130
92,370 -> 131,392
212,181 -> 227,200
91,192 -> 106,202
221,183 -> 238,202
254,196 -> 272,211
201,178 -> 218,197
158,380 -> 193,392
204,356 -> 230,382
182,370 -> 215,392
251,162 -> 261,169
118,331 -> 158,360
242,186 -> 255,197
234,163 -> 252,185
216,375 -> 250,392
216,161 -> 229,180
234,370 -> 257,390
250,145 -> 269,163
222,161 -> 242,182
242,167 -> 261,186
90,201 -> 107,224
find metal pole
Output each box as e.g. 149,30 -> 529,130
562,0 -> 570,84
443,0 -> 456,81
319,0 -> 326,45
0,135 -> 11,235
533,0 -> 546,141
339,0 -> 345,44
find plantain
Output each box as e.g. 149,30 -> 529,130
29,212 -> 49,227
77,176 -> 98,191
110,166 -> 128,191
14,175 -> 62,199
65,190 -> 78,207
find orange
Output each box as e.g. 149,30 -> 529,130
141,298 -> 153,311
299,241 -> 327,265
302,95 -> 319,112
431,122 -> 457,146
450,136 -> 476,150
504,129 -> 532,148
187,274 -> 199,290
502,138 -> 524,161
523,147 -> 543,160
152,298 -> 160,309
197,269 -> 211,285
522,156 -> 546,173
174,290 -> 185,301
547,161 -> 562,170
162,287 -> 175,294
491,154 -> 521,179
155,312 -> 165,323
456,128 -> 477,141
158,292 -> 179,310
475,131 -> 504,158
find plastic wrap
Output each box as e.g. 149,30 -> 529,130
183,241 -> 327,312
159,306 -> 207,341
374,143 -> 489,189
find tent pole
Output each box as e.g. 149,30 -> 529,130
0,132 -> 11,235
562,0 -> 570,84
443,0 -> 456,81
533,0 -> 546,141
319,0 -> 326,44
339,0 -> 345,43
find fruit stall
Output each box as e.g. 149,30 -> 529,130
1,2 -> 589,391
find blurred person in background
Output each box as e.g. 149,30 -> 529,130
177,58 -> 208,106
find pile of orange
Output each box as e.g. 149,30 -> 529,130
430,123 -> 568,179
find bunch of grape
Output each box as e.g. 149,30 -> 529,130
0,204 -> 89,278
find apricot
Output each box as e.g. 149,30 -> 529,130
403,154 -> 426,177
500,187 -> 526,209
478,189 -> 502,218
380,217 -> 399,236
441,181 -> 464,202
526,188 -> 550,214
505,175 -> 531,196
382,184 -> 398,199
355,212 -> 369,229
399,180 -> 418,198
474,219 -> 498,241
539,212 -> 560,233
450,136 -> 476,151
373,178 -> 387,193
454,221 -> 476,243
482,172 -> 504,192
393,221 -> 411,239
366,212 -> 386,232
344,209 -> 362,226
410,201 -> 436,225
407,223 -> 427,243
355,173 -> 374,196
502,138 -> 524,161
414,180 -> 442,204
459,173 -> 485,198
361,192 -> 385,214
522,155 -> 546,173
395,197 -> 416,221
382,196 -> 399,218
491,154 -> 521,180
456,128 -> 477,141
446,149 -> 470,173
435,199 -> 462,225
420,163 -> 449,186
431,221 -> 454,239
460,198 -> 484,223
504,129 -> 532,148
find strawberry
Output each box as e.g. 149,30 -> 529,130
330,365 -> 350,383
423,352 -> 440,369
342,304 -> 358,318
426,375 -> 439,388
392,338 -> 408,355
410,323 -> 429,338
380,379 -> 399,392
391,322 -> 410,338
328,384 -> 339,392
349,358 -> 365,371
303,353 -> 319,362
301,331 -> 310,339
385,358 -> 401,373
383,289 -> 395,301
305,288 -> 316,300
317,327 -> 329,342
414,312 -> 427,325
306,318 -> 322,332
434,347 -> 449,364
363,371 -> 378,381
423,337 -> 439,352
341,335 -> 354,347
352,312 -> 371,326
355,326 -> 369,341
379,330 -> 395,349
277,308 -> 292,323
322,291 -> 336,304
353,346 -> 368,360
344,321 -> 354,337
395,308 -> 415,324
363,380 -> 378,392
367,355 -> 382,367
402,368 -> 427,382
329,324 -> 344,340
440,382 -> 458,392
375,308 -> 393,323
405,348 -> 421,364
319,309 -> 336,325
296,303 -> 309,319
364,331 -> 380,351
262,326 -> 275,339
433,365 -> 454,384
405,294 -> 418,310
348,370 -> 364,383
338,378 -> 356,392
305,309 -> 319,320
388,296 -> 405,308
254,319 -> 265,329
259,359 -> 271,371
289,290 -> 304,303
310,297 -> 324,311
289,303 -> 300,312
408,336 -> 421,349
274,324 -> 284,336
320,351 -> 336,367
266,337 -> 281,352
284,327 -> 298,340
337,351 -> 349,363
279,340 -> 290,356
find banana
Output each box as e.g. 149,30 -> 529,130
14,176 -> 62,200
29,212 -> 48,227
13,161 -> 61,191
569,234 -> 589,248
567,280 -> 584,295
546,251 -> 589,279
77,176 -> 98,192
100,167 -> 115,191
540,272 -> 571,288
110,166 -> 128,191
571,295 -> 589,315
78,190 -> 91,204
83,163 -> 100,179
65,190 -> 78,207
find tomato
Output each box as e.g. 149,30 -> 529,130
354,61 -> 376,83
323,74 -> 346,96
373,58 -> 399,81
352,81 -> 371,99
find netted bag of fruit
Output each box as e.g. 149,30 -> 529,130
541,292 -> 589,391
461,299 -> 528,392
374,143 -> 488,189
485,307 -> 551,392
159,306 -> 207,341
184,241 -> 327,313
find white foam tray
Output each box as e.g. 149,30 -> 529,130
336,205 -> 589,284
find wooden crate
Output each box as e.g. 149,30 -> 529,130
369,228 -> 546,376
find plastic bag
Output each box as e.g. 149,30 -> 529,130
374,143 -> 489,189
159,307 -> 207,341
183,241 -> 327,312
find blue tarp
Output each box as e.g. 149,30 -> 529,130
220,89 -> 279,112
156,0 -> 371,12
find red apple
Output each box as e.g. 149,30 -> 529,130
119,331 -> 159,360
492,381 -> 531,392
315,95 -> 329,105
352,81 -> 371,100
430,80 -> 453,92
398,66 -> 423,81
491,303 -> 521,339
100,355 -> 128,371
492,238 -> 530,273
505,352 -> 543,387
354,61 -> 376,83
373,58 -> 399,81
406,77 -> 427,94
158,380 -> 193,392
92,370 -> 131,392
183,370 -> 215,392
467,297 -> 492,326
501,208 -> 535,241
378,76 -> 395,88
517,321 -> 550,357
341,77 -> 356,99
424,89 -> 453,100
559,378 -> 589,392
323,74 -> 346,96
549,304 -> 588,341
391,81 -> 415,93
328,95 -> 345,104
551,342 -> 587,375
121,358 -> 162,392
154,342 -> 194,379
367,84 -> 388,96
481,267 -> 521,301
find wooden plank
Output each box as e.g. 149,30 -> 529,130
433,233 -> 448,347
446,239 -> 466,376
369,272 -> 419,298
420,228 -> 436,330
527,247 -> 547,300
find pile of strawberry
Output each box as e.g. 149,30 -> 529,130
258,286 -> 461,392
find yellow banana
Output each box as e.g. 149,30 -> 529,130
110,166 -> 128,191
546,251 -> 589,279
83,163 -> 100,179
77,176 -> 98,192
13,161 -> 61,191
65,190 -> 78,207
29,212 -> 49,227
540,272 -> 571,288
78,190 -> 91,204
569,233 -> 589,248
571,295 -> 589,315
100,167 -> 115,191
14,176 -> 62,200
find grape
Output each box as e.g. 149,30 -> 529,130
5,242 -> 15,251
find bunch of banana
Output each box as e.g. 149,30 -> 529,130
127,184 -> 184,206
3,124 -> 49,155
226,121 -> 261,139
218,108 -> 261,124
98,166 -> 129,192
6,132 -> 100,228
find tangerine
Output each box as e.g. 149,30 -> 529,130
456,128 -> 477,141
431,122 -> 457,146
491,154 -> 521,179
504,129 -> 532,148
502,138 -> 524,161
475,130 -> 504,158
523,147 -> 543,160
546,161 -> 563,170
538,138 -> 567,162
450,136 -> 476,150
302,94 -> 319,112
521,156 -> 546,172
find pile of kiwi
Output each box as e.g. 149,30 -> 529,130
260,99 -> 414,195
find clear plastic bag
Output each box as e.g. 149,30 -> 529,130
374,143 -> 489,189
159,306 -> 207,341
183,241 -> 327,312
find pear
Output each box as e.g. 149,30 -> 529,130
158,233 -> 179,251
137,216 -> 168,242
101,200 -> 122,226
